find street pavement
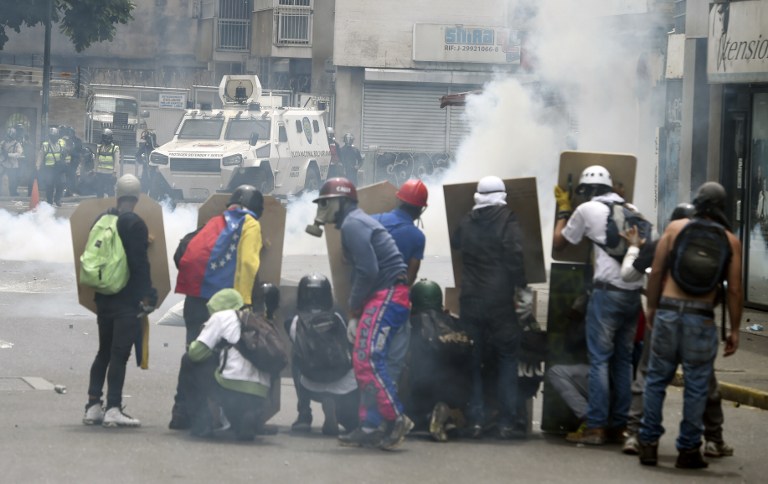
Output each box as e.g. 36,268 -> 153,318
1,255 -> 767,483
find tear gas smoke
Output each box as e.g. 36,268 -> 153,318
416,0 -> 662,267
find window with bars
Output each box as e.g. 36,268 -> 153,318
218,0 -> 251,51
275,0 -> 312,46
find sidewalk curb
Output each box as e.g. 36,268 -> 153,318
672,372 -> 768,410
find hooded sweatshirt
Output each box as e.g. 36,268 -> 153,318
451,204 -> 526,305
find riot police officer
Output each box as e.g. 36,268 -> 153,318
94,129 -> 121,198
38,127 -> 65,206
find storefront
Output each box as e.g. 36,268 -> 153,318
708,0 -> 768,308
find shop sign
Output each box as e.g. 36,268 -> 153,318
159,93 -> 187,109
0,64 -> 43,88
708,0 -> 768,83
413,24 -> 521,65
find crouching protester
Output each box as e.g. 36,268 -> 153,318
184,288 -> 287,440
307,177 -> 412,450
638,182 -> 742,469
402,279 -> 472,442
287,273 -> 359,436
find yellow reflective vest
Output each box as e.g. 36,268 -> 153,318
41,141 -> 63,167
96,143 -> 119,173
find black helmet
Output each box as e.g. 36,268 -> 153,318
410,279 -> 443,313
262,283 -> 280,320
101,128 -> 113,144
669,202 -> 695,221
297,273 -> 333,311
693,181 -> 730,229
228,184 -> 264,217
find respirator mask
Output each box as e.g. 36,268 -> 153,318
305,197 -> 342,237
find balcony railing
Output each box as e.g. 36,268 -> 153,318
274,5 -> 312,46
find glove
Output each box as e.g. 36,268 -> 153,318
138,288 -> 158,318
554,185 -> 572,212
347,318 -> 358,344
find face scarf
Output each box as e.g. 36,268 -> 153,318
473,191 -> 507,210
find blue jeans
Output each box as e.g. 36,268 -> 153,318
585,287 -> 641,429
639,309 -> 718,450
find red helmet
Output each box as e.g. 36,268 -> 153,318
396,179 -> 428,208
314,177 -> 358,203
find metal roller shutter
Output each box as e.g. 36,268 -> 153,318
362,83 -> 448,152
362,82 -> 479,153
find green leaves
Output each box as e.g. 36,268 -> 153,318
0,0 -> 134,52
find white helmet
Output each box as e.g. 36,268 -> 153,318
578,165 -> 613,188
115,174 -> 141,200
476,175 -> 506,194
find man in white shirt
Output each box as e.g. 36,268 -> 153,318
553,165 -> 643,445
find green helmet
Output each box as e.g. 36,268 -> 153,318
410,279 -> 443,313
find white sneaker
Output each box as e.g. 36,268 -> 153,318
622,434 -> 640,455
82,402 -> 105,425
102,407 -> 141,428
704,440 -> 734,457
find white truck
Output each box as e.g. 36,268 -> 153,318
146,75 -> 331,201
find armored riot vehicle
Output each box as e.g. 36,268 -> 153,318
147,75 -> 331,201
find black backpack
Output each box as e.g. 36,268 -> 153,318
293,310 -> 352,383
669,218 -> 731,295
231,309 -> 288,374
173,226 -> 202,269
598,201 -> 654,263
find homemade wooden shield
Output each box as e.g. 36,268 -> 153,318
552,151 -> 637,262
196,194 -> 286,288
70,195 -> 171,314
324,182 -> 398,315
443,177 -> 546,309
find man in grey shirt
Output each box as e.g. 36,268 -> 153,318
308,177 -> 411,450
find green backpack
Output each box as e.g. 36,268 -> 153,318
79,213 -> 129,294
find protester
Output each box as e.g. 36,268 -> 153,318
308,177 -> 411,449
552,165 -> 643,445
638,182 -> 742,469
82,175 -> 157,428
372,178 -> 428,387
286,273 -> 358,436
169,185 -> 264,430
451,175 -> 527,439
185,288 -> 271,440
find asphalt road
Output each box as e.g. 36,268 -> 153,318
1,255 -> 767,484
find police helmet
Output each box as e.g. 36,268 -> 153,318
49,127 -> 59,139
228,184 -> 264,217
297,273 -> 333,312
343,133 -> 354,145
262,283 -> 280,319
6,127 -> 15,139
101,128 -> 113,145
410,279 -> 443,313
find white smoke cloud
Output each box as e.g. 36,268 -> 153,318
415,0 -> 662,266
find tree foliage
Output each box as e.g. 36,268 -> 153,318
0,0 -> 134,52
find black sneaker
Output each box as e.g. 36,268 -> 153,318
676,447 -> 709,469
380,416 -> 414,450
638,440 -> 659,466
291,412 -> 313,433
338,427 -> 384,448
168,413 -> 190,430
321,398 -> 339,436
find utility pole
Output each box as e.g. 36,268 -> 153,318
42,0 -> 52,139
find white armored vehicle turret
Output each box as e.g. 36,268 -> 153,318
147,75 -> 330,201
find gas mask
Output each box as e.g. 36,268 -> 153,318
305,197 -> 342,237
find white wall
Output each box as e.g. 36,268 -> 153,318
333,0 -> 509,68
